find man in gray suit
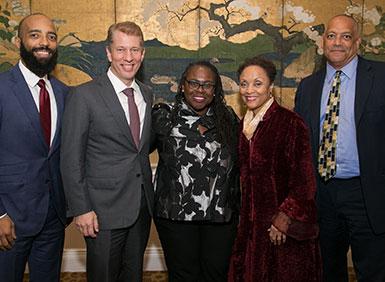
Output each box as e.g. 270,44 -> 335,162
61,21 -> 154,282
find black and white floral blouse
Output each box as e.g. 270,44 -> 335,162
152,101 -> 240,222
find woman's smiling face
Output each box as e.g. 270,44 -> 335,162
239,65 -> 272,114
182,65 -> 215,116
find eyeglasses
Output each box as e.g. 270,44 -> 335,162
185,79 -> 215,91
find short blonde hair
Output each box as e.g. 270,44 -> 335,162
106,21 -> 144,47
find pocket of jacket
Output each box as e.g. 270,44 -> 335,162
0,163 -> 27,191
87,177 -> 118,190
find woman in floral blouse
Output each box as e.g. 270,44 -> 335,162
152,61 -> 240,282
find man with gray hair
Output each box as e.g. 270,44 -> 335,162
295,14 -> 385,281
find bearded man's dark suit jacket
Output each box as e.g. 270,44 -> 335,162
60,74 -> 154,281
295,56 -> 385,281
0,65 -> 68,281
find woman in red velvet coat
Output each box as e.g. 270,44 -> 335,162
228,57 -> 322,282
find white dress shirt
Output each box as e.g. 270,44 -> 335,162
18,60 -> 58,145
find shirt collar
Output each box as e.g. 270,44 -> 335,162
107,68 -> 139,94
18,60 -> 49,87
326,55 -> 358,82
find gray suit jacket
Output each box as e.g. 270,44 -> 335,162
60,74 -> 154,230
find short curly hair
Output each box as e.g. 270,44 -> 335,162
237,56 -> 277,85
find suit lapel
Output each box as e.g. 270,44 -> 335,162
50,78 -> 65,155
96,74 -> 133,143
355,57 -> 373,128
310,69 -> 326,150
10,66 -> 48,152
96,75 -> 152,150
137,81 -> 152,151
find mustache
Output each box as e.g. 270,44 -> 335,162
31,46 -> 54,54
329,46 -> 347,51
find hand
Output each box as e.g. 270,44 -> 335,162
74,211 -> 99,238
268,224 -> 286,246
0,215 -> 16,251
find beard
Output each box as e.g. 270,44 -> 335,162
20,42 -> 58,77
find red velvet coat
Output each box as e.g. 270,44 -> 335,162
228,102 -> 322,282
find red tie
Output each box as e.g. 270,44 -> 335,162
122,88 -> 140,148
38,79 -> 51,147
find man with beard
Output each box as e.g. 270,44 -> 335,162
0,13 -> 68,282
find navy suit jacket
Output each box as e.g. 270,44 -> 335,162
295,56 -> 385,234
0,65 -> 68,236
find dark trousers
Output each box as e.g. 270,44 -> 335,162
0,199 -> 65,282
317,177 -> 385,282
85,192 -> 151,282
155,216 -> 238,282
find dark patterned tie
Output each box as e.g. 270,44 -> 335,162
38,79 -> 51,147
318,70 -> 342,181
122,88 -> 140,148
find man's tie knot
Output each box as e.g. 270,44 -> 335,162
38,79 -> 46,89
122,87 -> 134,97
333,70 -> 342,85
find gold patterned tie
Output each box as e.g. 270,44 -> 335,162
318,70 -> 342,181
